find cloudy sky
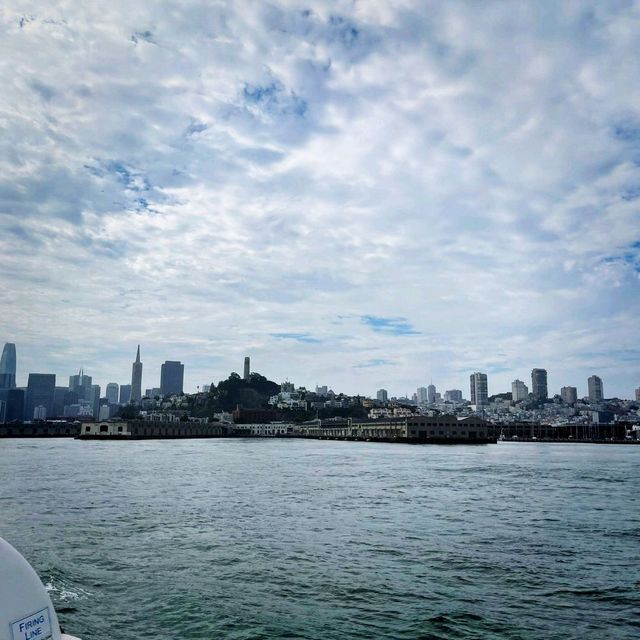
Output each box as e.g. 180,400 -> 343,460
1,1 -> 639,399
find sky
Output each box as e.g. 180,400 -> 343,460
1,1 -> 640,399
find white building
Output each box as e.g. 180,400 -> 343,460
470,372 -> 488,406
512,379 -> 529,402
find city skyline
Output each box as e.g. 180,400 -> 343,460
1,3 -> 639,399
1,340 -> 635,402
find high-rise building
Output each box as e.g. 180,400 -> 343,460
243,357 -> 250,381
512,379 -> 529,402
470,372 -> 488,406
588,375 -> 603,402
131,345 -> 143,403
377,389 -> 388,403
427,384 -> 437,404
531,369 -> 548,400
0,343 -> 16,389
636,387 -> 640,402
106,383 -> 119,405
444,389 -> 463,403
561,386 -> 578,404
119,384 -> 132,404
25,373 -> 56,420
69,369 -> 92,400
0,388 -> 24,422
315,385 -> 328,396
416,387 -> 428,404
160,361 -> 184,396
89,384 -> 101,419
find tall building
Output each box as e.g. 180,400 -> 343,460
25,373 -> 56,420
106,383 -> 119,405
160,361 -> 184,396
119,384 -> 132,404
243,356 -> 250,381
470,372 -> 488,406
377,389 -> 388,403
588,375 -> 603,402
561,386 -> 578,404
89,384 -> 101,419
131,345 -> 143,403
0,343 -> 16,388
444,389 -> 463,402
416,387 -> 428,404
0,388 -> 24,422
636,387 -> 640,402
512,379 -> 529,402
427,384 -> 437,404
531,368 -> 548,401
69,369 -> 92,400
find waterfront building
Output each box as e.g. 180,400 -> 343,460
444,389 -> 463,403
160,360 -> 184,396
512,379 -> 529,402
561,386 -> 578,404
588,375 -> 604,402
376,389 -> 388,403
531,369 -> 548,400
69,369 -> 92,400
106,383 -> 119,405
243,356 -> 251,381
131,345 -> 143,403
427,384 -> 437,404
119,384 -> 132,404
470,372 -> 488,406
25,373 -> 56,420
0,343 -> 16,388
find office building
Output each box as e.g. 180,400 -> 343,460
636,387 -> 640,402
416,387 -> 428,404
512,379 -> 529,402
106,383 -> 119,405
131,345 -> 143,403
444,389 -> 463,403
588,375 -> 603,402
377,389 -> 388,403
0,388 -> 24,422
89,384 -> 101,419
427,384 -> 437,404
531,369 -> 548,401
0,343 -> 16,388
244,357 -> 251,381
69,369 -> 92,401
145,387 -> 161,398
25,373 -> 56,420
470,372 -> 488,406
315,385 -> 328,396
119,384 -> 132,404
160,361 -> 184,396
561,386 -> 578,404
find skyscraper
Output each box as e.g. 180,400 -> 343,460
561,386 -> 578,404
0,343 -> 16,389
470,372 -> 488,406
244,356 -> 251,381
531,369 -> 548,400
160,361 -> 184,396
512,379 -> 529,402
444,389 -> 463,402
106,383 -> 119,405
119,384 -> 132,404
635,387 -> 640,402
69,369 -> 92,400
588,375 -> 603,402
131,345 -> 143,403
377,389 -> 388,402
25,373 -> 56,420
427,384 -> 437,404
416,387 -> 428,404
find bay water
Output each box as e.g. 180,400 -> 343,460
1,439 -> 638,639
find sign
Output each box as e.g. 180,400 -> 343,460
11,608 -> 53,640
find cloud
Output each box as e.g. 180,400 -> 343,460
1,1 -> 639,398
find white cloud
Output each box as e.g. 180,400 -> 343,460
1,1 -> 639,398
